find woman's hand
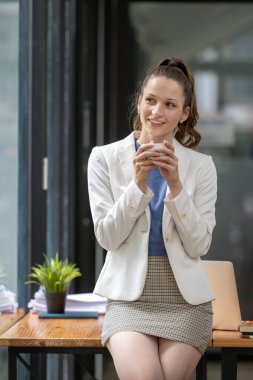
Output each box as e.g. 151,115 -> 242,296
133,142 -> 159,193
151,140 -> 182,198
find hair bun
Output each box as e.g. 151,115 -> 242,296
158,57 -> 189,79
158,58 -> 172,67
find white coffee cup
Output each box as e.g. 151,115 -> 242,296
146,143 -> 165,158
148,143 -> 165,152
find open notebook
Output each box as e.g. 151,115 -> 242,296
203,260 -> 242,330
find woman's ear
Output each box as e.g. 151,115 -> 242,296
181,106 -> 190,122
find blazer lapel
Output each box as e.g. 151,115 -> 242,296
163,139 -> 190,230
173,138 -> 190,184
118,133 -> 136,184
118,132 -> 151,226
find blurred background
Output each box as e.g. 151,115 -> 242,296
1,0 -> 253,379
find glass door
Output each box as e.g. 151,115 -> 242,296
0,2 -> 19,379
127,1 -> 253,319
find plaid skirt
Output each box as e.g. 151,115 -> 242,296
102,256 -> 213,354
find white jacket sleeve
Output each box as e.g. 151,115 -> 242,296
164,155 -> 217,258
87,147 -> 153,251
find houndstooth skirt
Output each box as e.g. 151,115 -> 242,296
101,256 -> 213,354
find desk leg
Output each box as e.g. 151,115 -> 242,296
8,347 -> 17,380
221,348 -> 237,380
41,355 -> 47,380
196,353 -> 207,380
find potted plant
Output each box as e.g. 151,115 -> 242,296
26,253 -> 81,313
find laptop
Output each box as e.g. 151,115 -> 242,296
203,260 -> 242,330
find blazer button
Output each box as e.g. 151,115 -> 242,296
182,213 -> 186,219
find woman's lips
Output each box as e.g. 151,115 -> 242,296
148,119 -> 165,127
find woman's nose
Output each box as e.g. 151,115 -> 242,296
152,103 -> 162,115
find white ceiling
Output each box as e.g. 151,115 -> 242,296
129,3 -> 253,65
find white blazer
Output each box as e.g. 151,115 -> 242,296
88,132 -> 217,305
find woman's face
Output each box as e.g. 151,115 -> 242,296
138,75 -> 189,142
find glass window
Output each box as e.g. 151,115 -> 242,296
0,1 -> 18,292
129,2 -> 253,318
0,2 -> 19,378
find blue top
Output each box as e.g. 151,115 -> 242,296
135,141 -> 168,256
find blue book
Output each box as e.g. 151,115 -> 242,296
38,311 -> 99,319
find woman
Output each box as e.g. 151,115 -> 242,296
88,57 -> 217,380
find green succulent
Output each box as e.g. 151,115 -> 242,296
26,253 -> 81,293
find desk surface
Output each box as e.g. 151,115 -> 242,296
212,330 -> 253,348
0,312 -> 103,348
3,315 -> 252,350
0,308 -> 25,336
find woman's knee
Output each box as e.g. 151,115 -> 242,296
106,332 -> 164,380
159,339 -> 202,380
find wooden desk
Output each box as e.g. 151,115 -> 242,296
2,314 -> 247,380
211,330 -> 253,380
213,330 -> 253,347
0,312 -> 208,380
0,312 -> 107,380
0,308 -> 25,335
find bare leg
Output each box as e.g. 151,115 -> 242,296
159,338 -> 202,380
107,331 -> 164,380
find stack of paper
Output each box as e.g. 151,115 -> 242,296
28,287 -> 107,314
0,284 -> 18,313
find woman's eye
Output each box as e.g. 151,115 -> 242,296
146,98 -> 155,104
166,103 -> 174,108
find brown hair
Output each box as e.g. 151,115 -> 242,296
131,57 -> 201,149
